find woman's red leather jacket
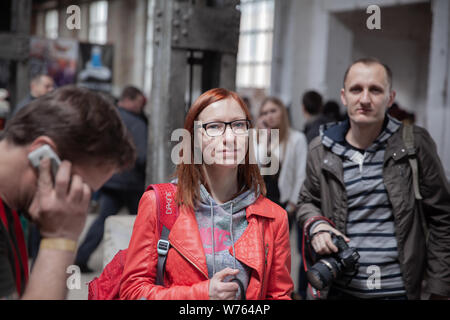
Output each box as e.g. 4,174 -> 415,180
119,190 -> 293,300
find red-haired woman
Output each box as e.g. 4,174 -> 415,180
119,88 -> 293,300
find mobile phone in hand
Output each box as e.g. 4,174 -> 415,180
28,144 -> 61,180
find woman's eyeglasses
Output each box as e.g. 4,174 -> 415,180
202,119 -> 250,137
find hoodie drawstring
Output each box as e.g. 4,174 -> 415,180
210,199 -> 216,275
230,202 -> 237,270
210,200 -> 238,275
208,199 -> 245,299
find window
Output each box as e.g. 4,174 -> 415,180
89,1 -> 108,44
44,9 -> 58,39
144,0 -> 155,96
236,0 -> 274,90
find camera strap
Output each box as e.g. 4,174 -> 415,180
310,230 -> 335,241
341,265 -> 359,288
302,216 -> 336,267
302,216 -> 336,299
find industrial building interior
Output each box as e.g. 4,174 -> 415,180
0,0 -> 449,300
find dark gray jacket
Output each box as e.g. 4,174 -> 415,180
103,107 -> 148,192
297,123 -> 450,299
11,94 -> 35,118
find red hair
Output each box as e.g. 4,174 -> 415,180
175,88 -> 266,209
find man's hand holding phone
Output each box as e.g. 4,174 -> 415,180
28,155 -> 91,242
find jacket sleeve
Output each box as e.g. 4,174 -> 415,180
119,191 -> 210,300
128,118 -> 147,170
416,128 -> 450,296
265,210 -> 293,300
296,141 -> 328,229
288,132 -> 308,205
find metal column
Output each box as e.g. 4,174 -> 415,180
146,0 -> 240,185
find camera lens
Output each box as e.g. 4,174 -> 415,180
307,234 -> 360,290
307,261 -> 335,290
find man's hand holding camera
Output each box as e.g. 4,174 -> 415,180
310,223 -> 350,255
306,223 -> 360,291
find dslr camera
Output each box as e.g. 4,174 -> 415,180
306,233 -> 360,290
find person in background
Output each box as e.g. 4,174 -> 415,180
256,97 -> 307,226
11,74 -> 54,117
302,90 -> 326,144
0,89 -> 10,130
256,97 -> 308,299
75,86 -> 148,273
388,102 -> 415,125
242,96 -> 252,111
322,100 -> 343,123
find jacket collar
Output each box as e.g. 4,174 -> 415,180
321,151 -> 344,183
320,114 -> 401,158
246,195 -> 277,219
384,123 -> 409,162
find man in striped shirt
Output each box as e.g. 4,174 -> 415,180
297,58 -> 450,300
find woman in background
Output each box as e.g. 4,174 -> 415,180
256,97 -> 308,227
256,96 -> 308,300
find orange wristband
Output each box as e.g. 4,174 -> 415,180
40,238 -> 77,252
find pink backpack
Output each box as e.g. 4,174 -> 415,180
88,183 -> 178,300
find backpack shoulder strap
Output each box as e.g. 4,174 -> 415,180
145,183 -> 179,286
402,124 -> 429,240
146,183 -> 179,233
402,124 -> 423,200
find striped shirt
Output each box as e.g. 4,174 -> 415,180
320,115 -> 406,298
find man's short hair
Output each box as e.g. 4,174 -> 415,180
343,57 -> 393,90
302,90 -> 323,116
120,86 -> 144,101
30,74 -> 50,85
2,86 -> 136,169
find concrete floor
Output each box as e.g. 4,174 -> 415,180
66,214 -> 104,300
66,213 -> 302,300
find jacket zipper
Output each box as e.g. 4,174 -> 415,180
265,243 -> 269,265
259,222 -> 267,299
259,245 -> 268,299
171,243 -> 209,280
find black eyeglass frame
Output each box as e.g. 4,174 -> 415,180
201,119 -> 251,137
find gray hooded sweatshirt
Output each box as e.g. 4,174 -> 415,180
195,184 -> 258,299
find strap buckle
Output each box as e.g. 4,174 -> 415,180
406,147 -> 416,157
157,239 -> 170,256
